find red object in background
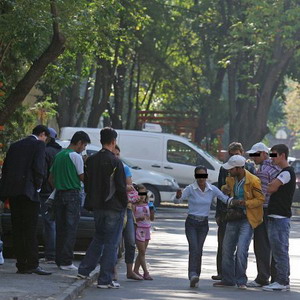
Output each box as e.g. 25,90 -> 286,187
4,199 -> 10,210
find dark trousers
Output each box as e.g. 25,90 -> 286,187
185,216 -> 209,280
253,209 -> 276,284
216,220 -> 227,276
10,195 -> 40,271
40,194 -> 56,260
54,190 -> 81,266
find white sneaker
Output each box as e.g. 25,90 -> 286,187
238,284 -> 247,290
77,273 -> 90,280
263,282 -> 289,292
247,280 -> 262,287
59,264 -> 78,270
0,252 -> 4,265
97,281 -> 120,289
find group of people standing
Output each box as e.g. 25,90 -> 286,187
0,126 -> 296,292
177,141 -> 295,292
0,126 -> 155,289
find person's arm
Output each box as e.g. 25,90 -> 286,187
114,160 -> 128,207
32,141 -> 46,189
267,171 -> 290,194
174,185 -> 191,204
244,179 -> 265,208
69,152 -> 84,182
212,186 -> 231,205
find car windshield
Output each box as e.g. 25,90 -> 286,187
190,141 -> 222,164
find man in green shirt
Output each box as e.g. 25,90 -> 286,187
50,131 -> 90,270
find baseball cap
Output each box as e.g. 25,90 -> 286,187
223,155 -> 246,170
246,142 -> 269,154
48,128 -> 57,139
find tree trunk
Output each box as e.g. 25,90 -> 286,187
228,43 -> 296,149
76,64 -> 95,126
0,0 -> 66,125
111,63 -> 126,129
69,53 -> 83,126
125,58 -> 136,129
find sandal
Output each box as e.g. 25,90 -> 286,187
127,272 -> 143,280
143,273 -> 153,280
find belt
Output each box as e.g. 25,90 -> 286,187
187,214 -> 208,221
56,189 -> 80,193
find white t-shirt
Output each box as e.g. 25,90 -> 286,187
69,152 -> 84,175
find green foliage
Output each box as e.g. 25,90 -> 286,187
0,105 -> 36,155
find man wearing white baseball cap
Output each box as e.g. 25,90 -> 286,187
246,142 -> 281,288
213,155 -> 264,290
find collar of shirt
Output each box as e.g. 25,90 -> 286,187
30,134 -> 39,140
191,181 -> 213,192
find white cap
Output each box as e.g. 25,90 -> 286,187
223,155 -> 246,170
246,142 -> 269,154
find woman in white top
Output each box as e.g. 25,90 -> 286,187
175,165 -> 230,288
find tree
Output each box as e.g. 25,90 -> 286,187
0,0 -> 66,124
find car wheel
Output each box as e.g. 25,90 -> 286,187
144,184 -> 161,207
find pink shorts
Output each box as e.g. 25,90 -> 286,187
136,227 -> 151,242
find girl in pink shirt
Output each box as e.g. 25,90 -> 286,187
133,184 -> 155,280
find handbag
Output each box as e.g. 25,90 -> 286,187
225,207 -> 246,222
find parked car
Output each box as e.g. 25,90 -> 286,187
57,140 -> 180,206
291,159 -> 300,203
1,200 -> 94,258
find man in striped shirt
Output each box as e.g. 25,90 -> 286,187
246,142 -> 281,287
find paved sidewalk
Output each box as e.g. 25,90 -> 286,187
0,259 -> 98,300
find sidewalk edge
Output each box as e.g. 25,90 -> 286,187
55,270 -> 98,300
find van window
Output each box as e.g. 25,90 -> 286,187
167,140 -> 214,169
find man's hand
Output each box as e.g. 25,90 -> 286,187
222,185 -> 231,195
229,199 -> 244,207
176,189 -> 182,199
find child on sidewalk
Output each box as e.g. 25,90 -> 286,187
133,184 -> 155,280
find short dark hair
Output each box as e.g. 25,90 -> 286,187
271,144 -> 289,160
115,144 -> 120,152
70,131 -> 91,145
32,125 -> 50,137
100,127 -> 117,145
228,142 -> 244,153
194,165 -> 207,174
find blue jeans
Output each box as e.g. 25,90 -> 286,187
40,194 -> 56,260
222,219 -> 253,285
78,209 -> 125,285
123,208 -> 136,264
267,217 -> 290,285
185,216 -> 209,279
54,190 -> 81,266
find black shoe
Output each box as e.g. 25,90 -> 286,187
211,275 -> 222,280
27,266 -> 52,275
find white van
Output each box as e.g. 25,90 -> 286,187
56,140 -> 179,206
60,127 -> 221,186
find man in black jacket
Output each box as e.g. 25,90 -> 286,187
39,128 -> 62,263
77,127 -> 127,289
0,125 -> 51,275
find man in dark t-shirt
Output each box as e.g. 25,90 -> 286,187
263,144 -> 296,292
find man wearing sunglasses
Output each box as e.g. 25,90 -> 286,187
246,142 -> 281,288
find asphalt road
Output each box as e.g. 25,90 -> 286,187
75,208 -> 300,300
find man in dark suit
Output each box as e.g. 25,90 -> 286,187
0,125 -> 51,275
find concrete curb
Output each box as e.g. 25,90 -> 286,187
56,270 -> 98,300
